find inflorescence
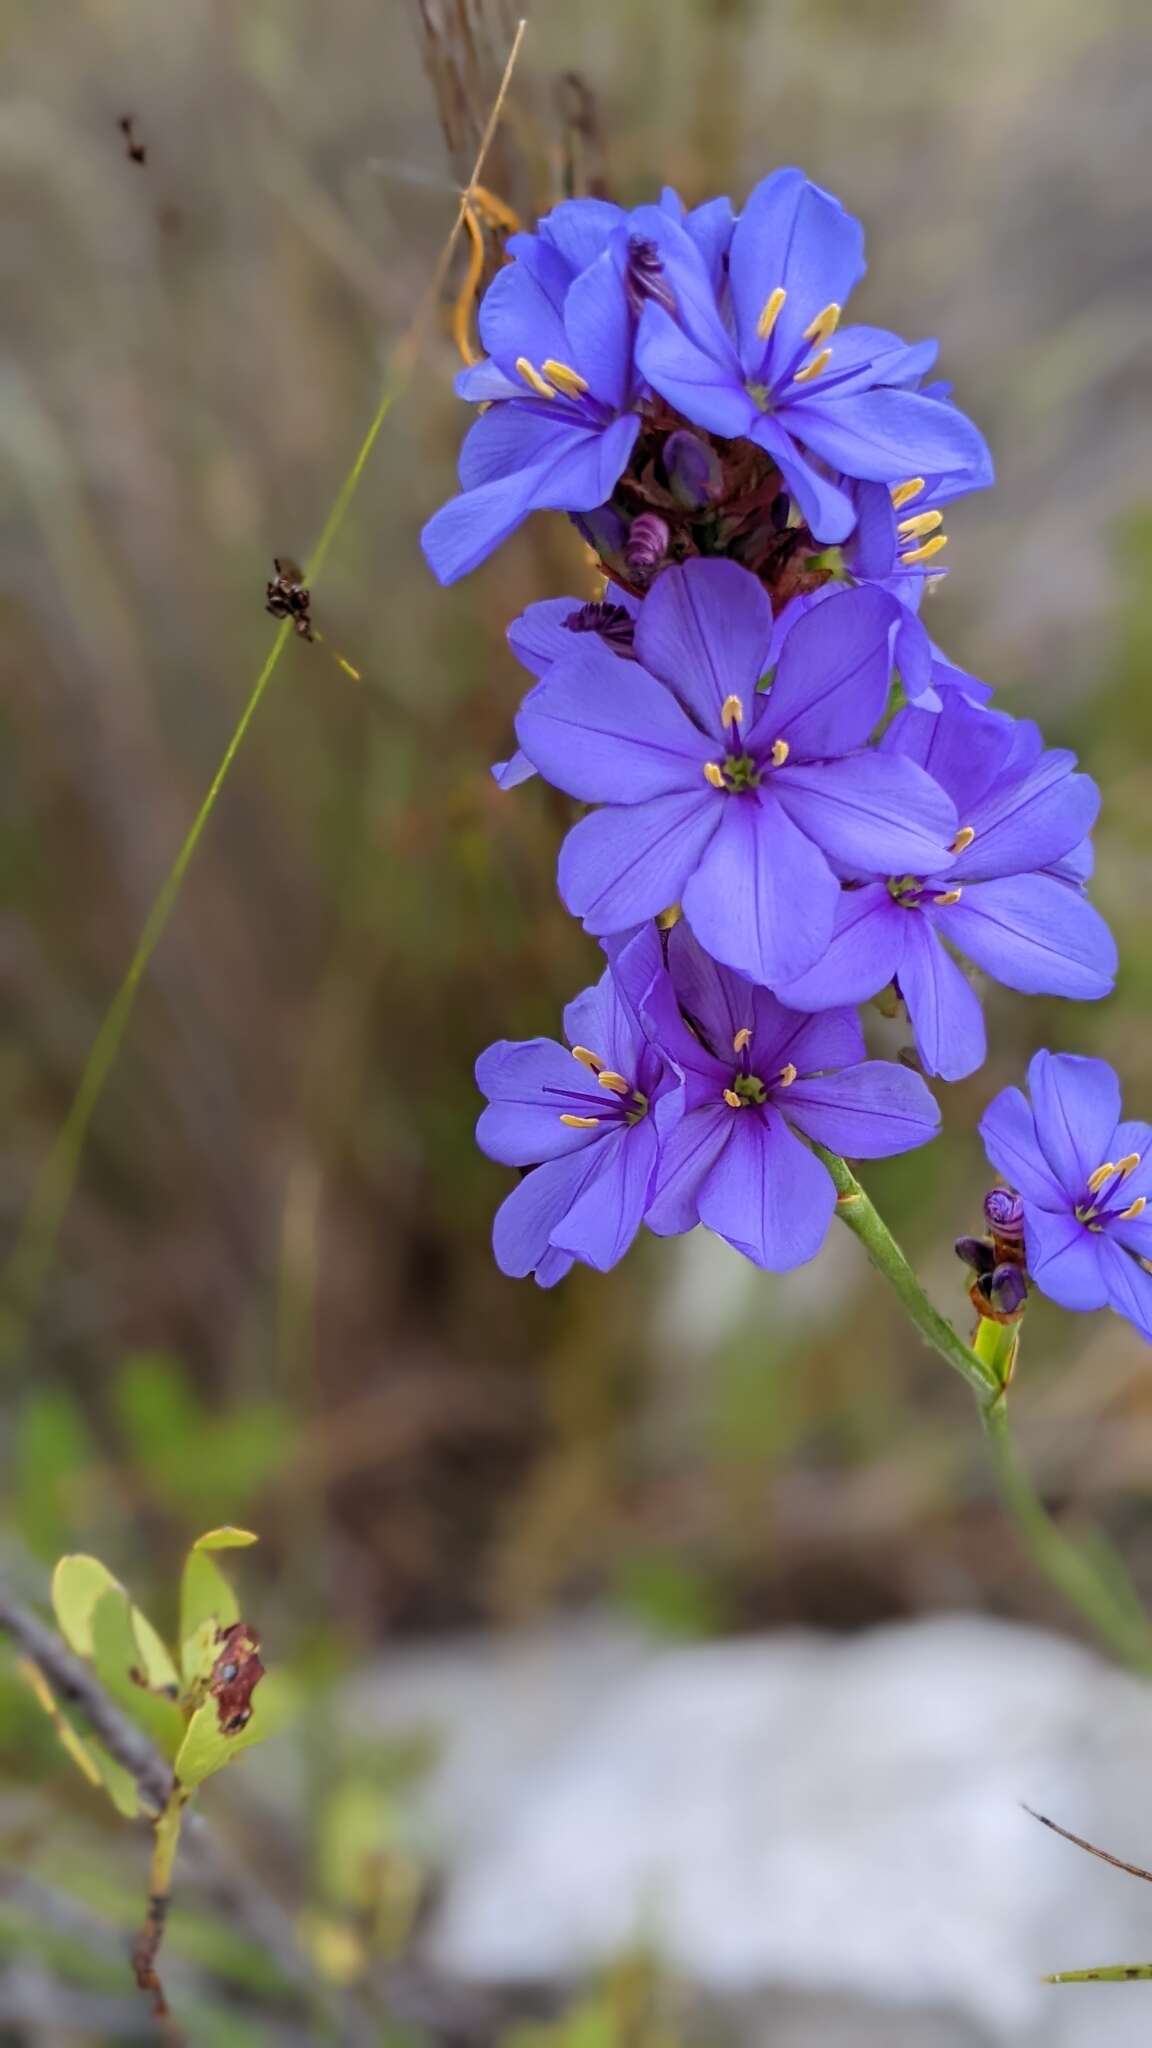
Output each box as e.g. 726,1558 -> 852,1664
423,166 -> 1146,1342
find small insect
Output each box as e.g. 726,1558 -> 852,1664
265,557 -> 361,680
118,113 -> 147,165
1026,1804 -> 1152,1981
209,1620 -> 265,1735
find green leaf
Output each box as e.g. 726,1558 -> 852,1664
51,1556 -> 118,1657
173,1672 -> 293,1790
89,1589 -> 185,1758
180,1550 -> 239,1685
16,1656 -> 142,1818
193,1527 -> 259,1552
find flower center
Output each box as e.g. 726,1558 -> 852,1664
721,1029 -> 798,1110
552,1044 -> 649,1129
1074,1153 -> 1145,1227
703,695 -> 788,793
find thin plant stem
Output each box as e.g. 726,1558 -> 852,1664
131,1791 -> 188,2039
818,1147 -> 1152,1670
0,19 -> 528,1357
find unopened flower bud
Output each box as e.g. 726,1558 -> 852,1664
984,1187 -> 1025,1243
986,1261 -> 1028,1319
955,1235 -> 994,1275
663,430 -> 724,509
625,513 -> 670,576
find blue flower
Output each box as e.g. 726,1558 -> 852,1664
422,198 -> 646,584
492,588 -> 640,791
513,559 -> 958,987
980,1052 -> 1152,1343
634,168 -> 992,544
633,922 -> 941,1270
776,694 -> 1115,1081
475,936 -> 679,1286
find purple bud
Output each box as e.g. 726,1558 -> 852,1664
954,1236 -> 995,1275
625,236 -> 677,318
663,430 -> 724,510
986,1262 -> 1028,1318
624,513 -> 670,575
563,600 -> 635,653
984,1187 -> 1025,1241
770,492 -> 792,533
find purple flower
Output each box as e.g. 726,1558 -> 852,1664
980,1052 -> 1152,1343
421,198 -> 644,584
776,695 -> 1115,1081
513,559 -> 958,987
633,923 -> 940,1270
475,937 -> 679,1286
633,169 -> 992,544
492,586 -> 640,791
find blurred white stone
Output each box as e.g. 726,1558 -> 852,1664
352,1615 -> 1152,2046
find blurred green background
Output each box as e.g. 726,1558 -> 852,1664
2,0 -> 1152,2034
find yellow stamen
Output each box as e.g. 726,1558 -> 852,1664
778,1063 -> 798,1087
704,762 -> 726,789
1117,1153 -> 1142,1177
723,1088 -> 743,1110
559,1113 -> 600,1128
899,533 -> 949,567
1086,1161 -> 1117,1193
1118,1196 -> 1148,1222
933,888 -> 963,906
656,902 -> 682,930
770,738 -> 790,768
897,509 -> 944,541
541,357 -> 589,399
803,301 -> 841,345
514,356 -> 558,399
793,347 -> 832,384
597,1070 -> 631,1096
720,694 -> 744,727
733,1027 -> 753,1053
756,287 -> 787,341
571,1046 -> 603,1072
950,826 -> 976,854
891,478 -> 926,510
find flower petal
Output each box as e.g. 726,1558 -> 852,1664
507,596 -> 597,677
728,167 -> 865,381
478,249 -> 573,377
645,1107 -> 733,1236
516,639 -> 715,803
422,414 -> 640,584
978,1087 -> 1067,1211
1095,1238 -> 1152,1343
748,416 -> 857,542
537,197 -> 626,275
563,249 -> 635,410
1023,1203 -> 1110,1312
634,301 -> 752,438
632,559 -> 775,732
1027,1049 -> 1122,1192
937,876 -> 1116,999
880,697 -> 1016,823
787,387 -> 992,488
681,794 -> 839,986
562,964 -> 645,1079
897,915 -> 986,1081
772,755 -> 957,878
559,790 -> 722,935
757,585 -> 898,756
550,1119 -> 658,1271
491,1147 -> 604,1283
959,755 -> 1102,881
775,885 -> 905,1010
491,750 -> 536,790
697,1104 -> 836,1270
783,1061 -> 941,1159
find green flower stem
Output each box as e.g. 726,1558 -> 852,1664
131,1789 -> 188,2032
819,1146 -> 1152,1671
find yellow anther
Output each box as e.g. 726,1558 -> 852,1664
656,902 -> 682,930
704,762 -> 726,789
899,533 -> 949,567
541,358 -> 589,399
803,301 -> 841,345
720,694 -> 744,727
891,478 -> 926,510
571,1046 -> 603,1072
1118,1195 -> 1148,1222
778,1062 -> 798,1087
950,826 -> 976,854
723,1088 -> 744,1110
1117,1153 -> 1143,1177
933,888 -> 963,906
770,738 -> 790,768
733,1027 -> 753,1053
897,509 -> 945,541
514,356 -> 558,399
756,287 -> 787,341
793,347 -> 833,384
1086,1161 -> 1117,1193
597,1070 -> 631,1095
559,1113 -> 600,1128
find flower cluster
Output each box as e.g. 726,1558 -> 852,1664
424,165 -> 1140,1336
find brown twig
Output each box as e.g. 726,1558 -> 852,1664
0,1586 -> 171,1812
1023,1803 -> 1152,1885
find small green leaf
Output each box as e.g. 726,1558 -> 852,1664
51,1555 -> 119,1657
180,1550 -> 239,1685
173,1672 -> 293,1790
17,1656 -> 142,1818
193,1527 -> 259,1552
89,1589 -> 185,1758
